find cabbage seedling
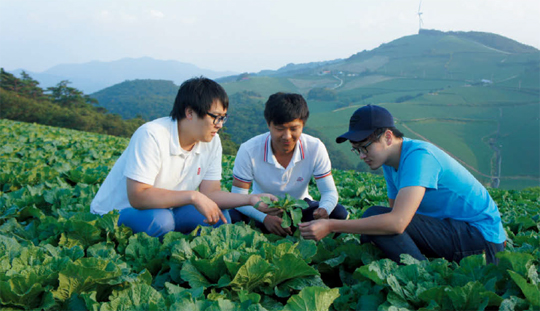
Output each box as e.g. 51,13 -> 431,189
255,194 -> 309,228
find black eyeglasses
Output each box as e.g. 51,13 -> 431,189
351,133 -> 382,156
206,112 -> 228,125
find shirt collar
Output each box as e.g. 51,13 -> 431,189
263,133 -> 305,165
263,134 -> 273,163
292,137 -> 305,164
170,118 -> 201,156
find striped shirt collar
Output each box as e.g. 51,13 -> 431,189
263,133 -> 305,165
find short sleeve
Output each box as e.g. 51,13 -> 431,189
123,126 -> 161,185
398,149 -> 441,190
203,135 -> 222,181
312,140 -> 332,180
232,143 -> 254,184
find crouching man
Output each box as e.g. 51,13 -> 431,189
300,104 -> 506,264
91,77 -> 276,237
229,93 -> 348,236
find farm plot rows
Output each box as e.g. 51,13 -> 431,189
1,119 -> 539,310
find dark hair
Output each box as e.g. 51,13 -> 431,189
170,76 -> 229,121
263,92 -> 309,125
363,127 -> 404,142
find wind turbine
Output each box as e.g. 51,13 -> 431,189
418,1 -> 424,33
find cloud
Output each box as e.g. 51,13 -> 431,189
150,10 -> 164,19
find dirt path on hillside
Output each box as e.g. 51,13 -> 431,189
331,75 -> 343,89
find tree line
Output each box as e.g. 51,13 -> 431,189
0,69 -> 241,154
1,69 -> 146,138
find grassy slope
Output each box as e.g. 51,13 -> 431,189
300,33 -> 538,189
221,76 -> 299,99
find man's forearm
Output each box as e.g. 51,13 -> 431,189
230,185 -> 268,222
316,176 -> 338,214
128,187 -> 198,210
328,213 -> 404,235
204,191 -> 255,210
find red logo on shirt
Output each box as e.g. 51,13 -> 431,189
197,167 -> 201,175
297,177 -> 304,182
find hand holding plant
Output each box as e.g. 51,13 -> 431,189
299,219 -> 333,241
248,193 -> 278,206
263,214 -> 293,236
255,194 -> 310,228
255,203 -> 283,217
313,208 -> 329,220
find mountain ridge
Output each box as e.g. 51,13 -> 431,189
215,29 -> 538,82
9,57 -> 238,94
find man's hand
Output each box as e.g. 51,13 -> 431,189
263,215 -> 292,236
250,193 -> 282,216
249,193 -> 278,205
256,204 -> 283,217
313,208 -> 329,220
192,192 -> 227,225
299,219 -> 332,241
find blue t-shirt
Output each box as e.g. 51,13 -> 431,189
383,138 -> 506,244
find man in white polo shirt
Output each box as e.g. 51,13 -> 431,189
229,93 -> 348,236
91,77 -> 276,237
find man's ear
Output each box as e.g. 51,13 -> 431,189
385,130 -> 392,145
185,108 -> 193,120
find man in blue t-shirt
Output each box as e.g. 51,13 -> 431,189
299,105 -> 506,264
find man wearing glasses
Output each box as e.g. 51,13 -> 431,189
91,77 -> 276,237
300,104 -> 506,264
229,93 -> 348,236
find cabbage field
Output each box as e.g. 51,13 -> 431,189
1,118 -> 539,310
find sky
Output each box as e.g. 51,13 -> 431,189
1,0 -> 539,74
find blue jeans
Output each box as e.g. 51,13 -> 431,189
118,205 -> 231,237
360,206 -> 504,264
229,198 -> 349,233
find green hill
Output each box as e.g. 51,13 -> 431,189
91,79 -> 178,120
84,30 -> 540,189
0,69 -> 145,138
218,30 -> 540,190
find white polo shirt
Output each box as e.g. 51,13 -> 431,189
233,132 -> 335,206
91,117 -> 222,215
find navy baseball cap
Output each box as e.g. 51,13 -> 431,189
336,105 -> 394,143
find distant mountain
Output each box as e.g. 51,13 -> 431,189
10,57 -> 237,93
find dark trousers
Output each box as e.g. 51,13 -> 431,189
360,206 -> 505,265
229,197 -> 349,232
